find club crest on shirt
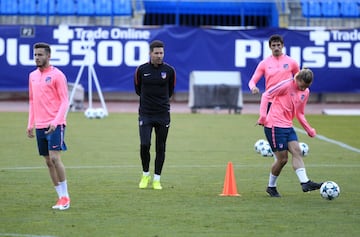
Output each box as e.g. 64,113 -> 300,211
279,144 -> 284,149
301,94 -> 305,101
161,72 -> 167,79
283,64 -> 289,69
45,76 -> 51,84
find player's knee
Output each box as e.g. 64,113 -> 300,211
156,145 -> 165,153
280,158 -> 288,166
276,155 -> 288,166
45,158 -> 55,168
140,144 -> 150,153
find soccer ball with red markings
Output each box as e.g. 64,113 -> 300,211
320,181 -> 340,200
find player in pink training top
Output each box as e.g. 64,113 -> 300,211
248,34 -> 300,95
26,42 -> 70,210
249,35 -> 300,170
257,68 -> 323,197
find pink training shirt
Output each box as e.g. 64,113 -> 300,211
27,66 -> 69,129
248,54 -> 300,91
257,78 -> 316,137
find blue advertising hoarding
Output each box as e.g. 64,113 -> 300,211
0,25 -> 359,93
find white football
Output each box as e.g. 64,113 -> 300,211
299,142 -> 309,156
260,143 -> 273,157
254,139 -> 267,153
95,108 -> 106,119
84,108 -> 96,119
320,181 -> 340,200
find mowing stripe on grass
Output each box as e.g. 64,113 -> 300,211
2,164 -> 360,171
0,233 -> 56,237
294,127 -> 360,153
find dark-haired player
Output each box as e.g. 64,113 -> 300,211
27,42 -> 70,209
134,40 -> 176,190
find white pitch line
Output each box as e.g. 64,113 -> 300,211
294,127 -> 360,153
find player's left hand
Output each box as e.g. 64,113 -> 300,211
307,128 -> 316,137
45,124 -> 56,134
255,122 -> 264,126
257,117 -> 266,126
251,87 -> 260,94
27,128 -> 34,138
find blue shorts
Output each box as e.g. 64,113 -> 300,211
264,127 -> 298,152
35,125 -> 67,156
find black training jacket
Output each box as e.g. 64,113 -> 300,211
134,62 -> 176,116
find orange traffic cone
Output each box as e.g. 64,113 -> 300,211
220,162 -> 240,196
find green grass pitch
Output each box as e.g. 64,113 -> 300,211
0,112 -> 359,237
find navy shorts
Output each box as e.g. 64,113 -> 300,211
35,125 -> 67,156
264,127 -> 298,152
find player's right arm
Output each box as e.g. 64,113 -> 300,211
248,61 -> 265,94
134,66 -> 141,96
27,75 -> 35,138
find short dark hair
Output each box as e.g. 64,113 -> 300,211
296,67 -> 314,85
150,40 -> 164,52
34,42 -> 51,54
268,34 -> 284,46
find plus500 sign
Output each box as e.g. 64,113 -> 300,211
0,39 -> 149,67
235,40 -> 360,68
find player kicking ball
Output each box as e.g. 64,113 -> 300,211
257,68 -> 323,197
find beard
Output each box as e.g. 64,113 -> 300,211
36,60 -> 47,68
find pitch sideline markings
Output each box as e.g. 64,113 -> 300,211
294,127 -> 360,153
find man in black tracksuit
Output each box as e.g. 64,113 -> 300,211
134,40 -> 176,190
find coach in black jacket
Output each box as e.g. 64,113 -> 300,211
134,40 -> 176,190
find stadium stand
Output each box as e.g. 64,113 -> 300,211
287,0 -> 360,28
95,0 -> 113,16
37,0 -> 56,15
113,0 -> 132,16
143,0 -> 278,26
0,1 -> 359,29
0,0 -> 135,26
320,0 -> 340,17
300,0 -> 360,18
300,0 -> 322,17
340,1 -> 360,17
0,0 -> 18,15
56,0 -> 76,15
77,0 -> 96,16
0,0 -> 278,27
18,0 -> 37,15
